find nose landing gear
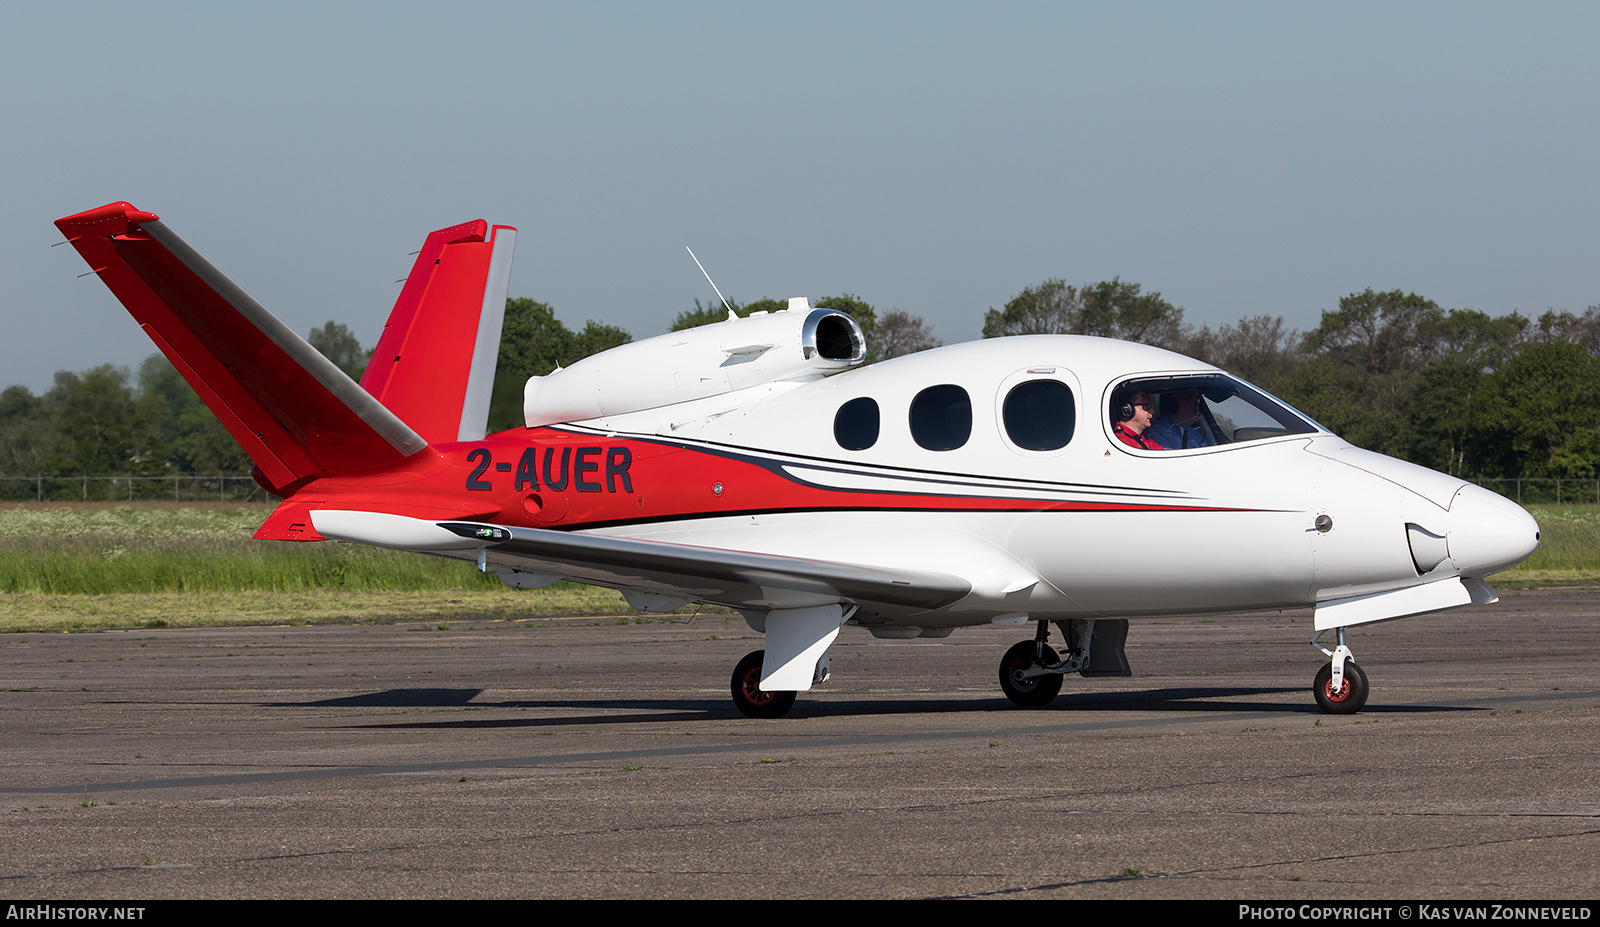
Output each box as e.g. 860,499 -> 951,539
1314,660 -> 1369,714
1311,628 -> 1370,714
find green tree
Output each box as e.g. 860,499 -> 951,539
308,321 -> 371,380
496,298 -> 630,379
47,366 -> 165,475
1304,289 -> 1445,377
0,385 -> 51,474
1530,306 -> 1600,355
982,279 -> 1082,338
184,408 -> 252,473
1407,310 -> 1528,474
1184,316 -> 1303,394
872,309 -> 940,361
137,356 -> 199,470
1471,340 -> 1600,479
671,297 -> 785,331
1077,278 -> 1186,348
1284,290 -> 1446,457
487,298 -> 631,433
983,278 -> 1184,348
137,355 -> 250,474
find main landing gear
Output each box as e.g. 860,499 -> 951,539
731,650 -> 797,718
998,619 -> 1097,708
1000,640 -> 1062,706
1311,626 -> 1370,714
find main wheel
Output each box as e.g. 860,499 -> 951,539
731,650 -> 797,719
1313,660 -> 1369,714
999,640 -> 1063,707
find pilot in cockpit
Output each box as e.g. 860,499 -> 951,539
1111,391 -> 1164,450
1148,388 -> 1211,450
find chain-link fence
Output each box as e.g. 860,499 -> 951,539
0,475 -> 271,503
1470,478 -> 1600,505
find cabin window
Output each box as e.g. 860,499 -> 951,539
1003,380 -> 1076,451
1110,374 -> 1320,450
833,397 -> 880,450
910,384 -> 972,451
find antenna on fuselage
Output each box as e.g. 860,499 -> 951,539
686,246 -> 737,321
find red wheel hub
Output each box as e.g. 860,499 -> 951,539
740,668 -> 774,707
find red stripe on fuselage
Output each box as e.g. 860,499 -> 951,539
293,429 -> 1252,531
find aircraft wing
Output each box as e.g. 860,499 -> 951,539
311,510 -> 972,613
314,510 -> 971,691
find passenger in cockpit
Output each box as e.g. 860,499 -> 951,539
1111,391 -> 1164,450
1148,389 -> 1210,450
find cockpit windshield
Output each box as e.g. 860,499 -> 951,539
1110,374 -> 1321,450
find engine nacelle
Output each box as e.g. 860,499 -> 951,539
524,298 -> 866,427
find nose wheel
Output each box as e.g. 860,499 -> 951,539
1313,660 -> 1369,714
1310,628 -> 1370,714
731,650 -> 797,719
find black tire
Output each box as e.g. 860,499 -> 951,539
731,650 -> 797,719
1313,660 -> 1369,714
999,640 -> 1063,707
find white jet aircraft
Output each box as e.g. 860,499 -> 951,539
56,203 -> 1541,718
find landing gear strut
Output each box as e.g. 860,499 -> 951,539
730,650 -> 797,719
1311,627 -> 1370,714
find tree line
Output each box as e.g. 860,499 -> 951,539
4,286 -> 1597,481
985,279 -> 1600,480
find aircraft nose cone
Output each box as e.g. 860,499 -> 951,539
1448,484 -> 1540,577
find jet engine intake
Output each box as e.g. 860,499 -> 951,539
524,301 -> 867,427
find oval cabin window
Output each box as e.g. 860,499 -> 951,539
910,384 -> 972,451
1003,380 -> 1075,450
834,397 -> 880,450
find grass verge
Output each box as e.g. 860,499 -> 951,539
0,588 -> 709,633
1498,505 -> 1600,584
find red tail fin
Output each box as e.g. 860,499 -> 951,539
361,221 -> 517,444
56,203 -> 428,493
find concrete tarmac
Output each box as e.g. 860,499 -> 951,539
2,587 -> 1598,899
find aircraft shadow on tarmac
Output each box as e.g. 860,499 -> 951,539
279,684 -> 1469,730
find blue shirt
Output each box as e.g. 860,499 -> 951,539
1147,416 -> 1209,450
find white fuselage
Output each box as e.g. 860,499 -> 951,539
532,334 -> 1537,631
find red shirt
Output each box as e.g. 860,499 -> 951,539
1113,423 -> 1164,450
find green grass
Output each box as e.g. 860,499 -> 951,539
0,587 -> 658,633
0,502 -> 665,630
1498,504 -> 1600,584
0,503 -> 497,594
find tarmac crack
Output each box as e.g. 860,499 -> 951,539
944,823 -> 1600,898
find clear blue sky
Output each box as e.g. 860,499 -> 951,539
5,1 -> 1597,392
